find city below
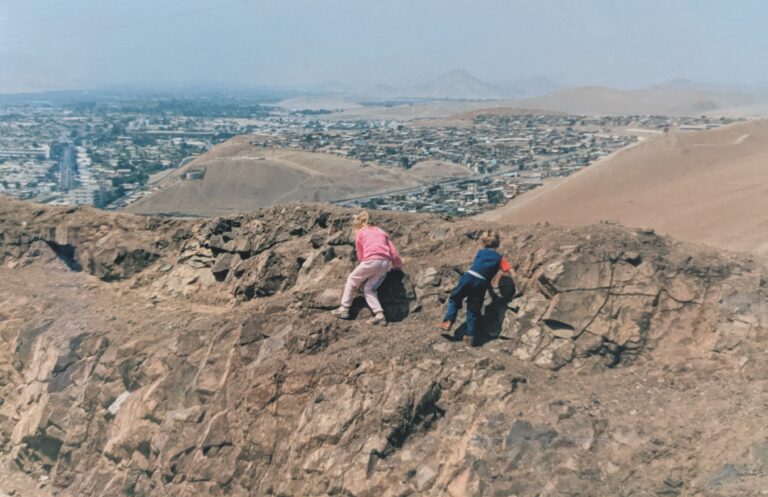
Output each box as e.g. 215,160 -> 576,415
0,94 -> 739,216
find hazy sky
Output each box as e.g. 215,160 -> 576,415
1,0 -> 767,92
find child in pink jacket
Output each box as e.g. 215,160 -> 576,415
332,211 -> 403,325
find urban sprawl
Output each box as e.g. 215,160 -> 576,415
0,97 -> 739,215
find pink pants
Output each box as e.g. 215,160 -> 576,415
341,258 -> 390,314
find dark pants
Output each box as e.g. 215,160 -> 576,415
443,273 -> 488,337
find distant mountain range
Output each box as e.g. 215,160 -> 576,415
4,63 -> 768,118
308,70 -> 559,101
397,69 -> 508,100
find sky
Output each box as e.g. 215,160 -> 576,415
1,0 -> 767,93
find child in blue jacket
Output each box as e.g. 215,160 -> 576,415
437,230 -> 516,346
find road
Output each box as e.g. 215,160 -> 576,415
58,145 -> 76,191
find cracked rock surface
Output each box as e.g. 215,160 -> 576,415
1,197 -> 768,496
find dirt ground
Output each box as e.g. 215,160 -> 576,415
480,119 -> 768,258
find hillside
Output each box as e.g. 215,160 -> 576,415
513,85 -> 761,116
126,136 -> 457,217
402,70 -> 506,100
480,120 -> 768,257
2,197 -> 768,496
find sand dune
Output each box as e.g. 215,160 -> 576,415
480,120 -> 768,256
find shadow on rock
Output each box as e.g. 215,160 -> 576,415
346,270 -> 414,323
444,276 -> 518,346
378,269 -> 414,323
478,275 -> 517,345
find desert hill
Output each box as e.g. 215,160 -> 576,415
279,71 -> 557,107
513,85 -> 760,116
401,69 -> 506,100
323,83 -> 768,121
480,119 -> 768,257
126,136 -> 472,217
2,196 -> 768,496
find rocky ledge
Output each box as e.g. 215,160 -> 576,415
0,197 -> 767,496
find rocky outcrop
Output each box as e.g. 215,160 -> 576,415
0,200 -> 187,281
1,197 -> 767,496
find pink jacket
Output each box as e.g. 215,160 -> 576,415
355,226 -> 403,269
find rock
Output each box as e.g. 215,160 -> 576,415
708,464 -> 742,487
574,331 -> 604,358
239,315 -> 268,346
623,251 -> 642,266
416,267 -> 441,288
549,400 -> 574,420
310,234 -> 325,249
187,256 -> 212,269
542,290 -> 608,338
309,288 -> 343,310
233,250 -> 298,300
1,200 -> 768,497
331,245 -> 354,260
415,464 -> 439,491
85,247 -> 160,281
533,338 -> 575,370
514,327 -> 547,361
108,391 -> 131,415
211,253 -> 235,280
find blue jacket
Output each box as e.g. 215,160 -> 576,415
468,248 -> 503,281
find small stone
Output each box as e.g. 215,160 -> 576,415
549,400 -> 574,420
415,465 -> 438,491
108,391 -> 131,415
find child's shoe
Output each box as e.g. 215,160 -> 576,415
436,321 -> 453,332
463,334 -> 478,347
331,307 -> 350,320
366,312 -> 387,326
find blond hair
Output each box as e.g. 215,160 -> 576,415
480,230 -> 500,249
353,211 -> 370,229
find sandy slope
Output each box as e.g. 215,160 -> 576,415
480,120 -> 768,256
127,136 -> 474,217
126,136 -> 430,216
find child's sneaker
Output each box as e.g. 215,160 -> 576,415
436,321 -> 453,332
331,307 -> 350,320
463,335 -> 478,347
366,313 -> 387,326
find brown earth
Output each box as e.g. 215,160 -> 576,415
405,159 -> 474,182
126,137 -> 473,217
480,120 -> 768,258
125,138 -> 419,217
2,196 -> 768,496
